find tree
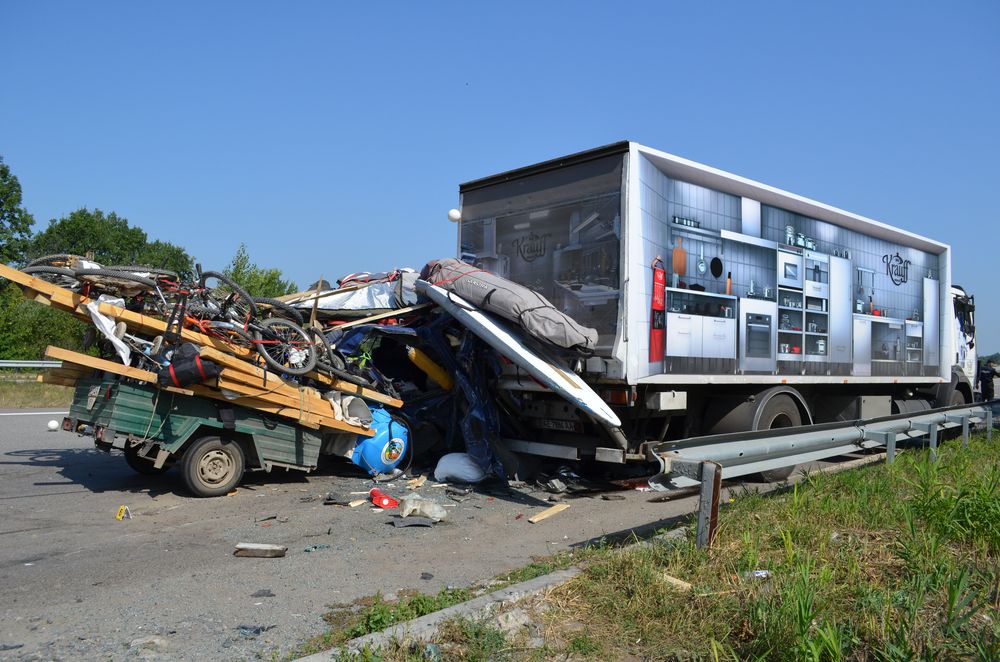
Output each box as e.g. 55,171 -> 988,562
223,243 -> 298,298
28,208 -> 194,277
0,156 -> 35,265
0,285 -> 86,359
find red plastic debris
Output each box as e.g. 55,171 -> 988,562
369,488 -> 399,509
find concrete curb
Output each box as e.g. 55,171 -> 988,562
295,567 -> 582,660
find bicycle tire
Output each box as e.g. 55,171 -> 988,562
253,317 -> 316,375
22,266 -> 82,289
26,253 -> 86,269
253,296 -> 304,324
313,340 -> 376,388
199,271 -> 257,324
105,265 -> 180,281
75,268 -> 159,291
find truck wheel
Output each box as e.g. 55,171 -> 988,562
755,394 -> 801,482
123,443 -> 170,475
951,389 -> 968,406
181,436 -> 245,497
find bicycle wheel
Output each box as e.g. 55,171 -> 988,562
206,323 -> 256,352
74,268 -> 159,297
253,317 -> 316,375
199,271 -> 257,324
22,266 -> 82,290
253,297 -> 304,324
106,265 -> 180,284
26,253 -> 86,269
313,337 -> 376,388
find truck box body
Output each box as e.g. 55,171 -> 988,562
458,142 -> 953,391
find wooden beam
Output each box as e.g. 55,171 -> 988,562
328,302 -> 433,330
199,345 -> 403,409
44,346 -> 159,383
528,503 -> 570,523
37,374 -> 77,387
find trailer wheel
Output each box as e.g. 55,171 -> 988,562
755,394 -> 801,482
181,436 -> 245,497
123,443 -> 170,475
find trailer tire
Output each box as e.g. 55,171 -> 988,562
181,436 -> 245,497
123,443 -> 170,475
754,394 -> 801,482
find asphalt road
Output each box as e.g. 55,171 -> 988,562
0,410 -> 721,661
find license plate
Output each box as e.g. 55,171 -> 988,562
537,419 -> 581,433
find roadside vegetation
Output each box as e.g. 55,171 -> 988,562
292,433 -> 1000,661
0,377 -> 72,408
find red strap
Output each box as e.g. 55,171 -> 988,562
168,364 -> 180,388
194,356 -> 208,381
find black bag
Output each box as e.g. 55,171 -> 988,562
157,343 -> 221,388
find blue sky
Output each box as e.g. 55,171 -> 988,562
2,2 -> 998,349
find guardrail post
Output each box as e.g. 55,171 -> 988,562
868,430 -> 896,464
696,461 -> 722,549
914,422 -> 939,462
946,413 -> 971,449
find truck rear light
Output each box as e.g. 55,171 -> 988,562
604,388 -> 636,407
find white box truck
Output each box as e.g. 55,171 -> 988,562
457,142 -> 978,476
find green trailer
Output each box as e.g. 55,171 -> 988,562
66,377 -> 349,496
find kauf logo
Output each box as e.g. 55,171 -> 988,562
882,252 -> 911,286
512,232 -> 551,263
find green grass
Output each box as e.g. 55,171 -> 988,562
0,380 -> 72,408
544,433 -> 1000,660
282,434 -> 1000,661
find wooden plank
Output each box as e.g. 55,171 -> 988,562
200,345 -> 403,409
304,369 -> 404,408
328,302 -> 433,330
44,346 -> 159,384
37,374 -> 77,387
213,376 -> 365,434
45,367 -> 92,380
528,503 -> 570,523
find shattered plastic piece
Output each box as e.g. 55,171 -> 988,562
399,494 -> 447,521
323,493 -> 350,506
743,570 -> 772,580
434,453 -> 486,483
237,625 -> 275,638
601,494 -> 627,501
543,478 -> 567,494
251,589 -> 275,598
420,572 -> 434,580
370,488 -> 399,508
303,544 -> 331,553
393,516 -> 435,528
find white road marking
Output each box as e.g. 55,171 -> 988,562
0,411 -> 69,416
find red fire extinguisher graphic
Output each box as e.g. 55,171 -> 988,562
650,257 -> 666,362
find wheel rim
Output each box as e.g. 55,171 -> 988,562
767,412 -> 794,429
198,449 -> 234,486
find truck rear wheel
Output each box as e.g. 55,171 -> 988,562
181,436 -> 245,497
755,394 -> 800,482
123,443 -> 170,475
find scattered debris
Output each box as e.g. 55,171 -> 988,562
528,503 -> 570,523
251,589 -> 275,598
399,494 -> 447,521
420,572 -> 434,580
542,478 -> 567,494
226,489 -> 238,497
661,573 -> 694,592
348,499 -> 367,508
233,543 -> 287,558
743,569 -> 772,581
407,475 -> 428,489
601,494 -> 627,501
255,514 -> 277,522
515,513 -> 524,520
369,488 -> 399,509
128,635 -> 168,651
299,495 -> 319,503
393,517 -> 435,528
323,493 -> 350,506
115,505 -> 132,521
303,544 -> 331,553
237,624 -> 275,638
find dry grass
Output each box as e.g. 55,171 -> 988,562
0,380 -> 73,408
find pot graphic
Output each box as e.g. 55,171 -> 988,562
672,237 -> 687,278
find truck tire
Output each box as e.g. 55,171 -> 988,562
123,443 -> 170,475
755,394 -> 801,482
181,436 -> 245,497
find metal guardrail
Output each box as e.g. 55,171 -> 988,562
0,360 -> 61,369
652,401 -> 994,548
